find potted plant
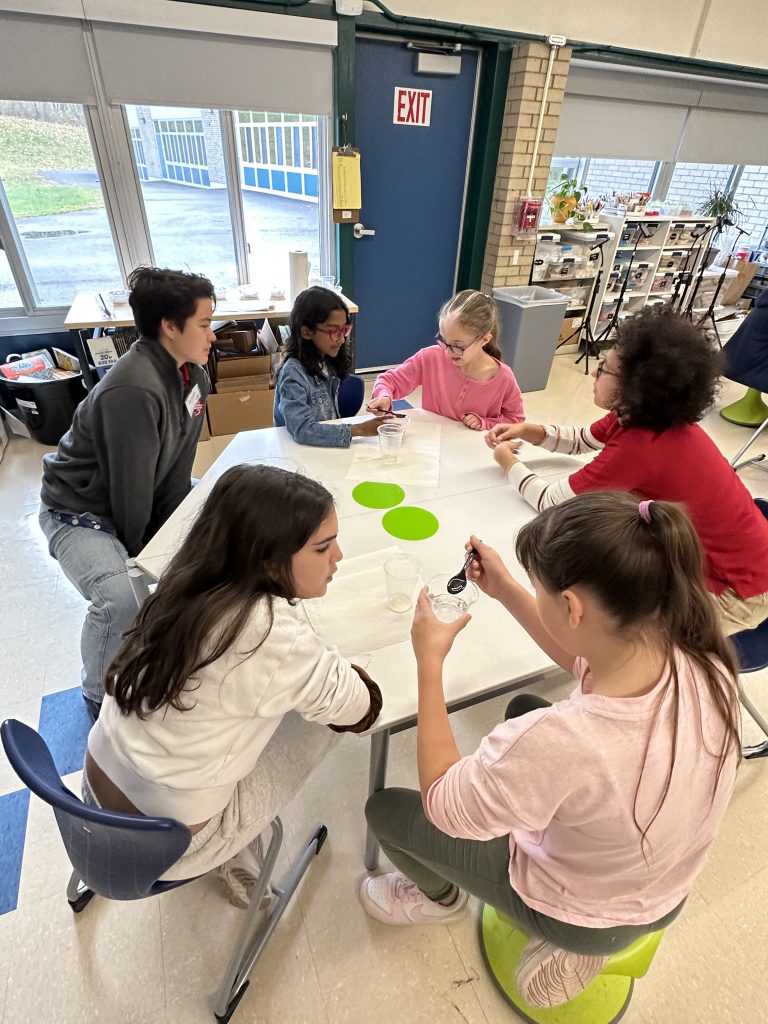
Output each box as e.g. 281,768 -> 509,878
547,173 -> 586,224
697,184 -> 746,230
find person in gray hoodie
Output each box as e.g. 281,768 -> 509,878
40,266 -> 215,720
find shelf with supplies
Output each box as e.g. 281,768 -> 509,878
530,213 -> 715,349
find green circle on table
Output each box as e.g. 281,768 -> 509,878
352,481 -> 406,509
382,506 -> 440,541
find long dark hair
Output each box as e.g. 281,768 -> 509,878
106,465 -> 334,717
516,491 -> 741,853
283,286 -> 352,380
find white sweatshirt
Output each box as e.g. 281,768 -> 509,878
88,597 -> 372,824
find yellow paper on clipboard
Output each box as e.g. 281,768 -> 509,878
332,149 -> 362,210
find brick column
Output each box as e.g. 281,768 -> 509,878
482,42 -> 571,291
202,109 -> 227,188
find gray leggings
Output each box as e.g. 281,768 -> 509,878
364,694 -> 684,956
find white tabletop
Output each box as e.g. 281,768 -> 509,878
64,291 -> 359,331
137,410 -> 585,732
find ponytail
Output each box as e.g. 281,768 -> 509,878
516,491 -> 741,853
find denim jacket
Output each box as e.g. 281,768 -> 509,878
273,356 -> 352,448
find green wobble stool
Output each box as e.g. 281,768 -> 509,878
720,387 -> 768,427
480,904 -> 664,1024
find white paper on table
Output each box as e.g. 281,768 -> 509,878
302,546 -> 417,658
345,421 -> 441,488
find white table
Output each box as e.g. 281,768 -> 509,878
136,409 -> 586,866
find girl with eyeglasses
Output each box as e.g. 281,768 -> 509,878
274,286 -> 383,447
486,306 -> 768,635
366,290 -> 525,430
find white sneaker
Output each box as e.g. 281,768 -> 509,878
360,872 -> 468,926
515,936 -> 608,1007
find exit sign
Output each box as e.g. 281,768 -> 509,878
393,87 -> 432,126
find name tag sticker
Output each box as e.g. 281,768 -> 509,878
185,383 -> 204,417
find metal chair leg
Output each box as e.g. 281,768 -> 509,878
731,415 -> 768,473
212,816 -> 328,1024
738,679 -> 768,760
66,869 -> 96,913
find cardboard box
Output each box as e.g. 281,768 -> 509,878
198,411 -> 211,442
722,260 -> 758,306
206,388 -> 275,435
558,315 -> 583,343
215,374 -> 271,393
216,354 -> 271,379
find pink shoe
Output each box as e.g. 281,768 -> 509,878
515,936 -> 608,1007
360,872 -> 468,926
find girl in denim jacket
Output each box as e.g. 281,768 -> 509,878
274,287 -> 382,447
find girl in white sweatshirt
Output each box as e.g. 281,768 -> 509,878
84,464 -> 381,905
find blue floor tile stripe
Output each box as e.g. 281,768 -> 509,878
38,686 -> 91,777
0,789 -> 30,915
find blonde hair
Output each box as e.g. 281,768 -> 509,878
438,289 -> 501,358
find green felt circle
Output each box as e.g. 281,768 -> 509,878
382,506 -> 440,541
351,481 -> 406,509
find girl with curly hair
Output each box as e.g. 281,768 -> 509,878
486,306 -> 768,633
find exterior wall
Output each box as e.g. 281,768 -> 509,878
735,165 -> 768,247
202,109 -> 227,186
584,158 -> 657,197
665,161 -> 732,211
482,42 -> 572,291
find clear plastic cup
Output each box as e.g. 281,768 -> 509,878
427,574 -> 479,623
383,554 -> 422,612
378,421 -> 405,465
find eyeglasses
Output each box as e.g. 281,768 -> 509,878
595,361 -> 618,380
315,323 -> 352,343
435,331 -> 483,356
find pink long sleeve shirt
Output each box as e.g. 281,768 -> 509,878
426,652 -> 738,929
371,345 -> 524,428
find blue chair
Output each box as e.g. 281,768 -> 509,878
1,718 -> 327,1023
337,373 -> 365,418
732,497 -> 768,760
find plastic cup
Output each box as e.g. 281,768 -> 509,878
383,554 -> 422,613
378,421 -> 405,465
427,574 -> 479,623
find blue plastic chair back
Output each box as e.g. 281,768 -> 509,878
338,373 -> 365,417
730,498 -> 768,673
1,719 -> 194,901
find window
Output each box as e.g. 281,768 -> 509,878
125,105 -> 238,288
583,159 -> 659,198
235,110 -> 321,290
731,166 -> 768,249
664,162 -> 735,213
0,100 -> 122,310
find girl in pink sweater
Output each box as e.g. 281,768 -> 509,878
367,290 -> 525,429
360,491 -> 740,1010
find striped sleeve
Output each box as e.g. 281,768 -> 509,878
506,462 -> 576,511
539,424 -> 605,456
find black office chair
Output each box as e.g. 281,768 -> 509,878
1,718 -> 327,1023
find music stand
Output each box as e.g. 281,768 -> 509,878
670,222 -> 713,313
565,235 -> 611,374
595,221 -> 654,347
695,223 -> 750,345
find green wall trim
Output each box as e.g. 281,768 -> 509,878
334,15 -> 356,298
456,42 -> 512,291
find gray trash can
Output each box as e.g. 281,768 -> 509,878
493,286 -> 569,393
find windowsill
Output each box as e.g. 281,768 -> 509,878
0,310 -> 69,337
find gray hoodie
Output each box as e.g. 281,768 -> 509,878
41,337 -> 209,556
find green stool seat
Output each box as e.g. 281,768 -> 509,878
720,387 -> 768,427
480,904 -> 664,1024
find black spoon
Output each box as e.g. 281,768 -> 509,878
447,548 -> 477,595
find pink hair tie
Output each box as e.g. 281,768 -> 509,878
638,500 -> 654,524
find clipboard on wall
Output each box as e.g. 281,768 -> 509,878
332,146 -> 361,224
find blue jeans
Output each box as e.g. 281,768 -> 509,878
39,505 -> 139,705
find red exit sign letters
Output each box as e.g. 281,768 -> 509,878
393,87 -> 432,127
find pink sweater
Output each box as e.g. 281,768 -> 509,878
426,652 -> 738,928
371,345 -> 524,428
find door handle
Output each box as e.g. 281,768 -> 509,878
353,222 -> 376,239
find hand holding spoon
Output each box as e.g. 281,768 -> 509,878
446,548 -> 478,595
